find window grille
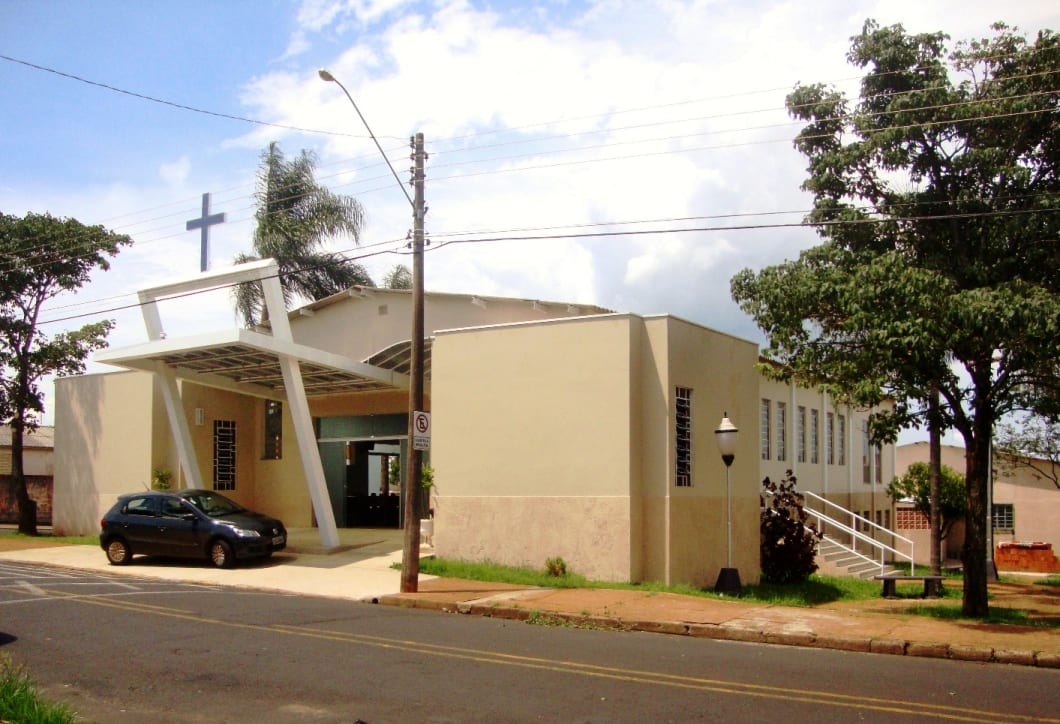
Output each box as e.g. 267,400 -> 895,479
214,420 -> 236,491
675,387 -> 692,487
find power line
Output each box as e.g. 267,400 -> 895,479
36,205 -> 1059,326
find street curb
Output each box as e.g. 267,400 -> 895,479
375,595 -> 1054,668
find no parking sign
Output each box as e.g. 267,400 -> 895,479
413,411 -> 431,450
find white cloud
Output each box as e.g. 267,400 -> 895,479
159,156 -> 191,186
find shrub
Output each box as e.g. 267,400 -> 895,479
761,471 -> 822,584
545,557 -> 567,577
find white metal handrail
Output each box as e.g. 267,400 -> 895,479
800,490 -> 914,576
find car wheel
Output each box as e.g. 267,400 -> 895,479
105,538 -> 132,565
209,539 -> 236,569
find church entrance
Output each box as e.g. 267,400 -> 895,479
343,440 -> 402,527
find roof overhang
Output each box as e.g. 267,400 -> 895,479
95,328 -> 410,400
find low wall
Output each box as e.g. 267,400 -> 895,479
995,542 -> 1060,573
0,475 -> 53,524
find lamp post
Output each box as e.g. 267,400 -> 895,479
319,69 -> 427,592
714,412 -> 741,596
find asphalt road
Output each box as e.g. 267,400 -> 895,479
1,561 -> 1057,723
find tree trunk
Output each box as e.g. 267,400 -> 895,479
10,415 -> 38,536
961,415 -> 992,618
928,385 -> 942,577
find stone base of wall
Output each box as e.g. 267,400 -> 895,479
995,542 -> 1060,573
0,476 -> 54,524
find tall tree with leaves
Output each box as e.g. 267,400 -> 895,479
0,212 -> 130,534
382,264 -> 413,290
731,21 -> 1059,616
234,142 -> 374,326
888,461 -> 966,557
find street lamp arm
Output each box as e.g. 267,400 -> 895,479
318,69 -> 415,211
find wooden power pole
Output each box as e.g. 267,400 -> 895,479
401,132 -> 426,593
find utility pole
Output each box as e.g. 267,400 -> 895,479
401,132 -> 426,593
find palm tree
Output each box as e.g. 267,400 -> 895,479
233,142 -> 374,327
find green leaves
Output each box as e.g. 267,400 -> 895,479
234,142 -> 370,327
731,21 -> 1058,615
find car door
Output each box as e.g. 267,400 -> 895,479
116,495 -> 163,555
156,497 -> 204,558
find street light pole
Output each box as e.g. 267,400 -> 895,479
318,69 -> 426,592
714,412 -> 741,596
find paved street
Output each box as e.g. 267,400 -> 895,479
2,560 -> 1058,723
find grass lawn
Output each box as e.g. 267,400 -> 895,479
417,557 -> 950,606
418,556 -> 1058,629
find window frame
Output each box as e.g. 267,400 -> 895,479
760,399 -> 771,461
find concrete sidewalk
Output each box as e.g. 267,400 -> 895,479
1,529 -> 1057,669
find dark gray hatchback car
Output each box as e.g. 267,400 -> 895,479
99,489 -> 287,568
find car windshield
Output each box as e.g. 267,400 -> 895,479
182,492 -> 245,518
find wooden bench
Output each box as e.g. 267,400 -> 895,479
873,575 -> 944,598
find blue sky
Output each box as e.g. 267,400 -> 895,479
1,0 -> 1055,428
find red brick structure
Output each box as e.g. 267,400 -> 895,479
995,542 -> 1060,574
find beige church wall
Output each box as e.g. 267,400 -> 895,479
656,317 -> 760,586
438,496 -> 633,581
173,383 -> 268,516
432,315 -> 636,499
432,314 -> 638,579
252,399 -> 314,526
631,319 -> 668,582
53,371 -> 156,535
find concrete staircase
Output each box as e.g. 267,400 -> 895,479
816,536 -> 900,579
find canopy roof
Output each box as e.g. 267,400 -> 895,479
95,328 -> 415,400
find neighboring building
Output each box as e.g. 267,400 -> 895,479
54,260 -> 894,586
0,425 -> 55,524
895,442 -> 1060,572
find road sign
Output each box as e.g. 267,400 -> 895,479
413,411 -> 431,450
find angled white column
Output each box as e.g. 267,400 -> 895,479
137,291 -> 204,490
260,271 -> 339,548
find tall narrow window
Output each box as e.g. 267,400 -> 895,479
776,402 -> 787,462
214,420 -> 236,491
810,409 -> 819,464
837,414 -> 847,466
264,400 -> 283,460
826,412 -> 835,465
675,387 -> 692,487
862,420 -> 871,484
797,406 -> 806,463
760,399 -> 771,460
874,443 -> 883,484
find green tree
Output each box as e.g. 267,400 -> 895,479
731,21 -> 1059,616
0,212 -> 130,534
234,142 -> 374,326
383,264 -> 412,290
888,461 -> 966,552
